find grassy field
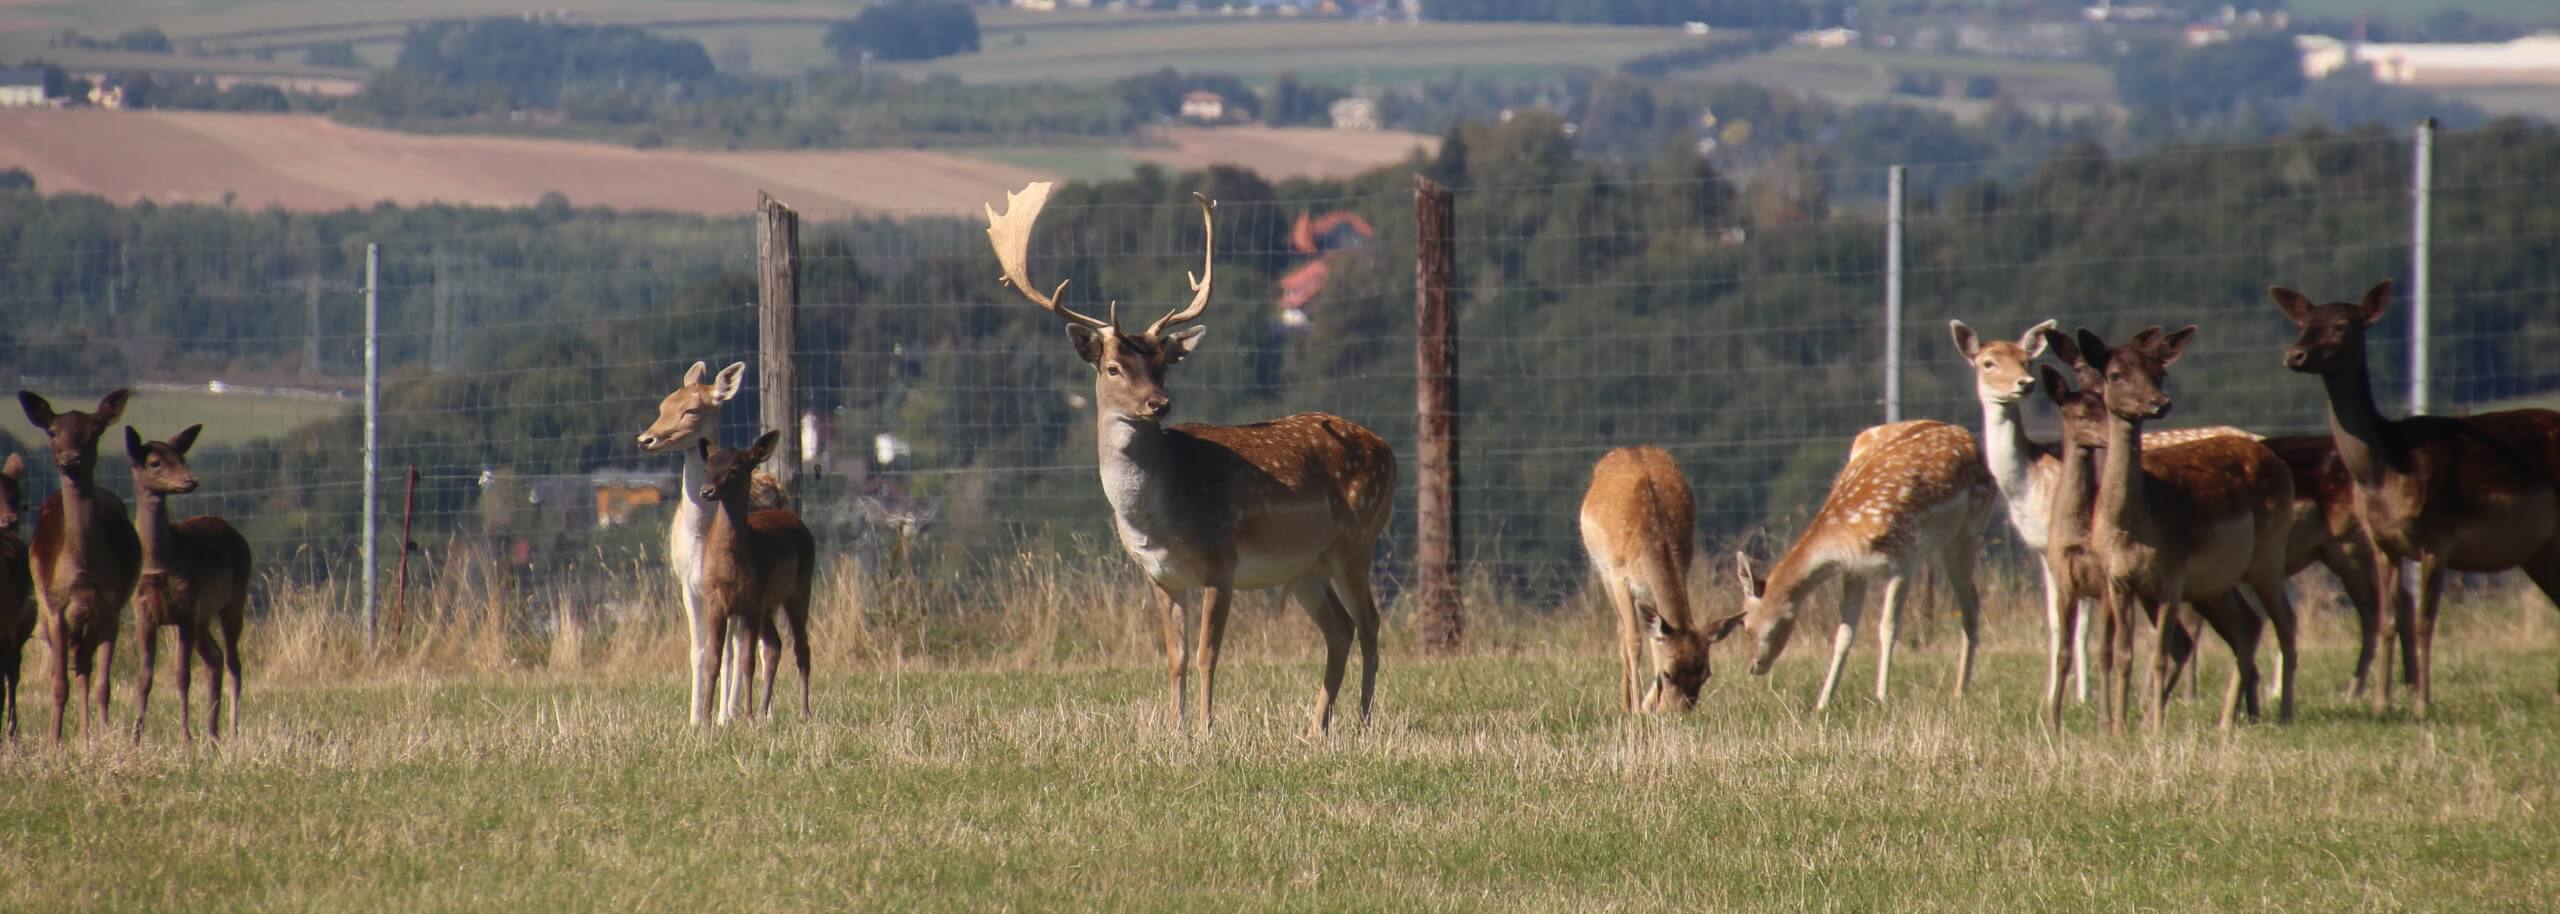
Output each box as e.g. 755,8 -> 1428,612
1691,47 -> 2120,116
35,387 -> 351,451
2286,0 -> 2560,23
2,561 -> 2556,911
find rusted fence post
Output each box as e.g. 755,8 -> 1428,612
1414,175 -> 1462,655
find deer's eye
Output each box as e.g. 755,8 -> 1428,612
1105,365 -> 1121,378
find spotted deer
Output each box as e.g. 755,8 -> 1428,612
987,181 -> 1398,734
2038,358 -> 2275,732
691,431 -> 814,725
1,453 -> 35,739
2275,281 -> 2560,716
18,390 -> 144,742
1948,319 -> 2258,707
636,361 -> 791,723
1707,420 -> 1994,711
122,425 -> 252,741
2065,327 -> 2300,733
1580,447 -> 1715,712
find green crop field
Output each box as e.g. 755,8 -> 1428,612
31,387 -> 351,451
3,580 -> 2555,912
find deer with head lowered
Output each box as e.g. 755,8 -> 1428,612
1,453 -> 36,739
1580,447 -> 1716,712
122,424 -> 252,741
691,430 -> 814,724
1707,420 -> 1994,711
636,360 -> 795,723
2275,281 -> 2560,716
986,182 -> 1398,734
2063,326 -> 2300,733
18,390 -> 143,742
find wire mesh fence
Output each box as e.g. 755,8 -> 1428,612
2,123 -> 2553,631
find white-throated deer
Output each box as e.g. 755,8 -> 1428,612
2065,326 -> 2300,733
692,431 -> 814,725
636,360 -> 792,723
1948,318 -> 2260,707
123,425 -> 252,741
1707,420 -> 1994,711
1,453 -> 35,739
2275,281 -> 2560,716
986,181 -> 1398,734
1580,447 -> 1716,712
18,390 -> 143,742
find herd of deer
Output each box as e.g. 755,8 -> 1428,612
4,183 -> 2553,745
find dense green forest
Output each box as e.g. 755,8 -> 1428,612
2,117 -> 2553,598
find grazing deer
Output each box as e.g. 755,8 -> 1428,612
1707,420 -> 1994,711
2065,327 -> 2300,733
636,361 -> 793,723
2038,358 -> 2277,732
2274,281 -> 2560,716
1580,447 -> 1715,712
1948,319 -> 2259,708
2,453 -> 35,739
986,182 -> 1398,734
123,425 -> 252,741
18,390 -> 143,742
691,431 -> 814,725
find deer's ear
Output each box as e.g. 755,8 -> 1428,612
696,438 -> 713,463
2075,330 -> 2110,371
2155,325 -> 2199,367
125,426 -> 148,465
2269,286 -> 2314,324
2357,280 -> 2393,327
1,453 -> 21,480
682,360 -> 709,387
2018,319 -> 2057,356
2041,327 -> 2080,367
2038,365 -> 2072,406
18,391 -> 53,429
1067,324 -> 1107,366
1949,320 -> 1980,359
169,424 -> 204,457
94,389 -> 130,427
1733,551 -> 1764,598
1158,325 -> 1207,364
1703,612 -> 1749,644
711,362 -> 748,402
747,429 -> 783,465
1643,608 -> 1674,641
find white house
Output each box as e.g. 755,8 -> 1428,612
1329,96 -> 1376,131
2298,34 -> 2560,86
0,68 -> 49,108
1179,90 -> 1225,122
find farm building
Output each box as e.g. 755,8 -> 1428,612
1179,90 -> 1225,122
0,68 -> 49,108
2298,34 -> 2560,87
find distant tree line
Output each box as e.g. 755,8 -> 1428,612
824,0 -> 981,63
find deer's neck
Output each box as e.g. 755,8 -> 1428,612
135,490 -> 177,574
1980,393 -> 2059,547
1756,540 -> 1838,625
2048,439 -> 2098,553
1096,415 -> 1175,518
2095,412 -> 2149,545
2317,354 -> 2400,488
701,491 -> 753,572
55,467 -> 107,549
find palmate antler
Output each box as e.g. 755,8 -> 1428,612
985,183 -> 1218,341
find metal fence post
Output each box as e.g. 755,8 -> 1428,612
2410,118 -> 2433,417
1413,175 -> 1462,655
362,242 -> 380,646
1884,165 -> 1906,425
758,191 -> 802,492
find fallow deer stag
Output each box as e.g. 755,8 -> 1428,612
986,181 -> 1398,734
1949,319 -> 2261,707
1,453 -> 36,739
18,390 -> 143,742
2038,357 -> 2276,732
2065,327 -> 2300,733
1580,447 -> 1716,712
2275,281 -> 2560,716
636,361 -> 792,723
693,431 -> 814,725
124,425 -> 252,741
1708,420 -> 1994,711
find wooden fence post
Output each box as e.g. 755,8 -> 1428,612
1414,175 -> 1462,655
758,191 -> 802,492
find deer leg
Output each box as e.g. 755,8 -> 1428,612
1193,584 -> 1234,736
2074,597 -> 2094,704
681,583 -> 711,725
220,595 -> 245,727
1154,585 -> 1191,730
1873,573 -> 1909,704
176,622 -> 199,742
193,623 -> 226,741
131,618 -> 161,742
1289,575 -> 1352,735
690,611 -> 722,726
2369,550 -> 2405,715
2187,594 -> 2261,731
1942,540 -> 1983,700
2411,556 -> 2448,721
48,624 -> 70,743
1332,560 -> 1385,729
783,592 -> 812,719
2100,588 -> 2130,736
1815,576 -> 1868,713
720,618 -> 755,726
2155,607 -> 2197,701
2046,580 -> 2080,733
2333,545 -> 2383,699
2247,572 -> 2299,725
756,613 -> 783,720
1,640 -> 17,740
2141,582 -> 2182,735
1599,568 -> 1640,713
93,634 -> 115,738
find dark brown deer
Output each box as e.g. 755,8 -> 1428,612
2275,281 -> 2560,716
986,182 -> 1399,734
124,425 -> 252,741
1,453 -> 35,739
2065,328 -> 2300,733
693,431 -> 813,725
1579,447 -> 1713,712
19,390 -> 143,742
